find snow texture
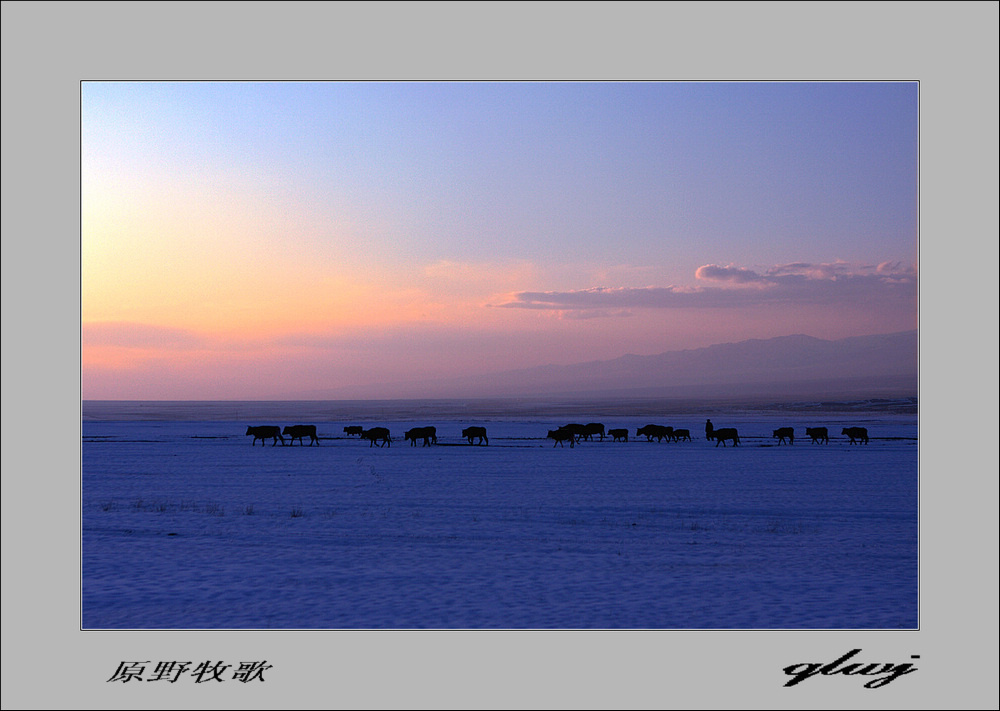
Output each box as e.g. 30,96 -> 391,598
82,403 -> 917,630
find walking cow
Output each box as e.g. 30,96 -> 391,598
636,424 -> 672,442
772,427 -> 794,445
842,426 -> 870,445
712,428 -> 741,447
462,426 -> 489,445
404,426 -> 437,447
580,423 -> 606,441
361,427 -> 392,448
246,425 -> 284,447
559,424 -> 588,443
283,424 -> 320,446
806,427 -> 829,444
547,428 -> 576,448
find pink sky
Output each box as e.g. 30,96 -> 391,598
82,82 -> 917,400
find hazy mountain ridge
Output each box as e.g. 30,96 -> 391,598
295,330 -> 917,401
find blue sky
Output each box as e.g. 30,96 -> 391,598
82,81 -> 918,398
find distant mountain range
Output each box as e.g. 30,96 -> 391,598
296,330 -> 918,403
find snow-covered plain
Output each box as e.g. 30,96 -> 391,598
81,401 -> 917,630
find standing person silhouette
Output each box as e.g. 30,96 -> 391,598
705,419 -> 714,441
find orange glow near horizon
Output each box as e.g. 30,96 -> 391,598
82,180 -> 546,339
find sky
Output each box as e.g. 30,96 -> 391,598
81,81 -> 918,400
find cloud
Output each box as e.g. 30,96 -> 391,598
694,264 -> 768,284
492,286 -> 708,310
558,309 -> 635,320
491,261 -> 916,312
761,262 -> 843,280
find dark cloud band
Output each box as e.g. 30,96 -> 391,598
494,262 -> 916,312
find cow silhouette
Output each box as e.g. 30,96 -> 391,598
559,424 -> 588,443
608,428 -> 629,442
842,426 -> 870,445
343,426 -> 363,437
246,425 -> 284,447
805,427 -> 829,444
772,427 -> 794,445
547,428 -> 576,448
360,427 -> 392,447
580,423 -> 606,441
671,428 -> 692,442
404,426 -> 437,447
636,424 -> 672,442
283,424 -> 320,446
462,426 -> 489,445
712,428 -> 741,447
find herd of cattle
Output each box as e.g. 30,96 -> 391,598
245,422 -> 871,448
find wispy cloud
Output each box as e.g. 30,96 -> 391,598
491,261 -> 916,313
558,309 -> 636,320
694,264 -> 769,284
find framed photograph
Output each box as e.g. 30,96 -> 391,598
4,2 -> 997,709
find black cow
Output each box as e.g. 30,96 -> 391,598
283,424 -> 320,446
343,426 -> 363,437
547,428 -> 576,448
404,426 -> 437,447
842,426 -> 870,445
608,428 -> 629,442
671,428 -> 692,442
636,424 -> 672,442
712,428 -> 741,447
246,425 -> 284,447
559,424 -> 588,443
772,427 -> 794,445
462,426 -> 489,445
580,423 -> 606,441
361,427 -> 392,447
806,427 -> 829,444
